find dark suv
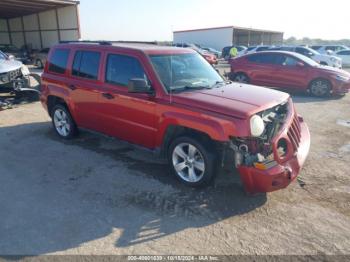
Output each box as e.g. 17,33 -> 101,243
40,41 -> 310,194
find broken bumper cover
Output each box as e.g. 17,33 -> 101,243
237,119 -> 310,194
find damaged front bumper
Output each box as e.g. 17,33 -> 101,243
236,115 -> 310,194
0,75 -> 41,93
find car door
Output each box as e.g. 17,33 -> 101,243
272,54 -> 309,89
67,49 -> 111,134
337,50 -> 350,67
100,52 -> 157,149
247,53 -> 281,87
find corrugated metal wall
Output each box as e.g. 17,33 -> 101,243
0,5 -> 80,49
174,28 -> 234,51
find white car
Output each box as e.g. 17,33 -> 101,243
315,45 -> 349,55
270,46 -> 342,68
335,50 -> 350,67
0,50 -> 30,92
244,45 -> 271,55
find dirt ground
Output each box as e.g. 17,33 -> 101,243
0,68 -> 350,255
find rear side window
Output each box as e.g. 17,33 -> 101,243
338,50 -> 350,55
48,49 -> 70,74
247,53 -> 278,64
105,54 -> 146,86
72,51 -> 101,80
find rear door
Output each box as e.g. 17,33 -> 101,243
66,49 -> 110,133
246,53 -> 281,87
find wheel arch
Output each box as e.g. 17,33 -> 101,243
47,95 -> 70,117
157,112 -> 237,158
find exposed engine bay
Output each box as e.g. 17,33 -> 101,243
229,101 -> 289,170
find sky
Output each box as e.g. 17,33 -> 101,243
79,0 -> 350,41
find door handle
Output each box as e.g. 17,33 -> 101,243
102,93 -> 114,100
68,84 -> 77,91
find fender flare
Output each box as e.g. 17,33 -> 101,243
156,111 -> 237,147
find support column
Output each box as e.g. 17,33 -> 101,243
36,13 -> 43,49
6,19 -> 12,45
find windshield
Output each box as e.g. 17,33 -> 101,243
150,53 -> 223,92
0,45 -> 19,52
305,47 -> 320,55
0,51 -> 7,60
292,52 -> 320,66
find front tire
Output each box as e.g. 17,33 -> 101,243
168,136 -> 216,187
309,79 -> 331,97
51,104 -> 77,139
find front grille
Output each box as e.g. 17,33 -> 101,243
8,69 -> 21,81
287,115 -> 302,151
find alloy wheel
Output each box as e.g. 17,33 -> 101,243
172,143 -> 206,183
53,108 -> 71,137
311,80 -> 329,97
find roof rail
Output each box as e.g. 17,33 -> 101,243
59,40 -> 112,45
112,41 -> 158,45
59,40 -> 159,46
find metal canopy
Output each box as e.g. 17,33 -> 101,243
0,0 -> 79,19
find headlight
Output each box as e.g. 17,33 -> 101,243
0,74 -> 9,83
250,115 -> 265,137
21,65 -> 30,76
335,75 -> 350,82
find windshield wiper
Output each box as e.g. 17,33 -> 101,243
211,80 -> 232,88
169,85 -> 211,93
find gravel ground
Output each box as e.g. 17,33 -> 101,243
0,68 -> 349,255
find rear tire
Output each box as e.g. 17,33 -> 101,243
309,79 -> 331,97
51,104 -> 77,139
232,72 -> 250,83
168,136 -> 216,187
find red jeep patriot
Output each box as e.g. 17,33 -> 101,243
40,41 -> 310,194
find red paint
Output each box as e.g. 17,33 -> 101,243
41,44 -> 311,193
230,51 -> 350,95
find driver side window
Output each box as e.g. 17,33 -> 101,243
105,54 -> 147,86
282,56 -> 298,66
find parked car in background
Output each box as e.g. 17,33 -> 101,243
335,50 -> 350,67
40,41 -> 310,194
310,45 -> 321,51
269,46 -> 342,68
316,45 -> 349,55
201,47 -> 221,58
221,45 -> 247,59
244,45 -> 271,55
200,51 -> 218,64
33,48 -> 50,68
0,50 -> 31,93
0,44 -> 30,64
174,43 -> 218,64
229,51 -> 350,97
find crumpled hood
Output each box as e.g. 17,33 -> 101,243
0,59 -> 22,74
172,83 -> 290,119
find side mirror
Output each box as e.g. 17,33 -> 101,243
128,78 -> 153,94
7,54 -> 15,60
308,52 -> 314,57
296,62 -> 305,67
